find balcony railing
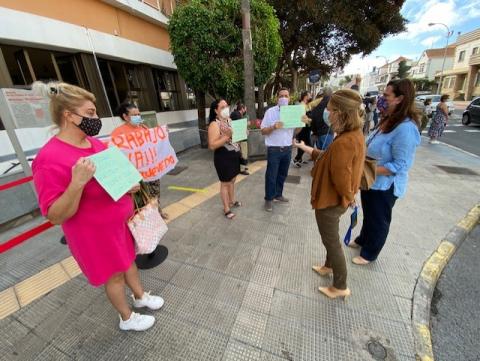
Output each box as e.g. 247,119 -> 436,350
469,54 -> 480,66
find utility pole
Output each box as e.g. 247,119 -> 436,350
241,0 -> 256,121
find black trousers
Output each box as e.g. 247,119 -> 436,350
294,127 -> 311,162
356,185 -> 397,261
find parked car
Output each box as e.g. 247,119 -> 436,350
415,94 -> 455,115
462,97 -> 480,125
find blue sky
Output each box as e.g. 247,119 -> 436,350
342,0 -> 480,75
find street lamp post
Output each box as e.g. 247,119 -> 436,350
376,56 -> 389,89
428,22 -> 452,94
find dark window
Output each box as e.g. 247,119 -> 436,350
153,69 -> 180,111
458,50 -> 465,62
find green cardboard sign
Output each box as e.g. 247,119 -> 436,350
231,118 -> 248,143
280,105 -> 306,128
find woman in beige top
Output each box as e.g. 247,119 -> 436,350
294,89 -> 365,300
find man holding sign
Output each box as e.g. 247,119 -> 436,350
261,88 -> 306,212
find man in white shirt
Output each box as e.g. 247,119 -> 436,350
261,88 -> 295,212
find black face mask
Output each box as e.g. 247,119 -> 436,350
74,113 -> 102,136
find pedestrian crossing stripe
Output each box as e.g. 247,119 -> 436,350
464,129 -> 480,133
443,130 -> 456,133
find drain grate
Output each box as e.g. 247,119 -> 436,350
435,165 -> 479,176
285,175 -> 301,184
167,165 -> 188,176
367,340 -> 387,360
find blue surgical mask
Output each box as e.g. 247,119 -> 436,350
323,109 -> 330,126
130,115 -> 143,125
278,97 -> 289,107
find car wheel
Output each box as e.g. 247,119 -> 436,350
462,114 -> 470,125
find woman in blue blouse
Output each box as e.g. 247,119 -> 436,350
349,79 -> 421,264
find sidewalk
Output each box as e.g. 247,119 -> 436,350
1,140 -> 480,360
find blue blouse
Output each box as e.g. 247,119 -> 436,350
366,119 -> 420,198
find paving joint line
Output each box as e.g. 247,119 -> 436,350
411,203 -> 480,361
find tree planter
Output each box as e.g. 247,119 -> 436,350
247,129 -> 266,160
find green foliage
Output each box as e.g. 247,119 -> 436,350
266,0 -> 406,79
397,60 -> 412,79
168,0 -> 282,101
412,78 -> 436,91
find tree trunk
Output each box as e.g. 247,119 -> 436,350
196,90 -> 208,148
241,0 -> 256,122
291,67 -> 298,95
257,83 -> 265,119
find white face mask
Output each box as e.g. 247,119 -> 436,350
220,107 -> 230,119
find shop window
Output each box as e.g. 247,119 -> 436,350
153,69 -> 180,111
475,72 -> 480,87
1,45 -> 33,85
28,48 -> 58,82
55,55 -> 83,86
185,85 -> 196,109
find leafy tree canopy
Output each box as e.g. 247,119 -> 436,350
168,0 -> 282,101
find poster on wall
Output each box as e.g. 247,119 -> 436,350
109,125 -> 178,182
0,89 -> 52,128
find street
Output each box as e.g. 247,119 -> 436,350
423,107 -> 480,157
431,225 -> 480,361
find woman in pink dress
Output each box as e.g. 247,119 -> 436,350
31,81 -> 164,332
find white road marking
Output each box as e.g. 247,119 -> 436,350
443,130 -> 456,133
464,129 -> 480,133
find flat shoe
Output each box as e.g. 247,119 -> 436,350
348,240 -> 360,249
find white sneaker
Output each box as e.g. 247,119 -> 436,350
119,312 -> 155,331
132,291 -> 164,310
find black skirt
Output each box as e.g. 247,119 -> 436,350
214,147 -> 241,182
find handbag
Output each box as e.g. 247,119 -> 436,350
128,189 -> 168,255
360,130 -> 379,191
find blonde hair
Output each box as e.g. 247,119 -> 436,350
328,89 -> 364,134
32,81 -> 96,127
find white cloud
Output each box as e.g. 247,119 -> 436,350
420,36 -> 442,47
398,0 -> 480,40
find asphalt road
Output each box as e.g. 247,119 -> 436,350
424,108 -> 480,157
431,225 -> 480,361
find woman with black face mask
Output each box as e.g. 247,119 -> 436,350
31,82 -> 164,332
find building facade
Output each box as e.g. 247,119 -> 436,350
436,28 -> 480,100
374,57 -> 412,91
0,0 -> 196,119
411,47 -> 455,81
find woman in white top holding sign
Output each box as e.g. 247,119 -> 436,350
31,82 -> 164,332
208,99 -> 241,219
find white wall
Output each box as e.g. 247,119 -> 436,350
427,57 -> 454,79
0,6 -> 175,69
453,40 -> 480,69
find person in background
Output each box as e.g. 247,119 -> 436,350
427,95 -> 449,144
261,88 -> 294,212
112,103 -> 168,219
349,79 -> 421,265
208,99 -> 241,219
293,91 -> 312,167
230,102 -> 250,175
32,82 -> 164,332
294,89 -> 365,300
372,97 -> 380,128
420,98 -> 433,132
310,87 -> 334,150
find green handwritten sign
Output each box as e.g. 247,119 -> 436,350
231,118 -> 248,143
280,105 -> 306,128
89,146 -> 142,201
